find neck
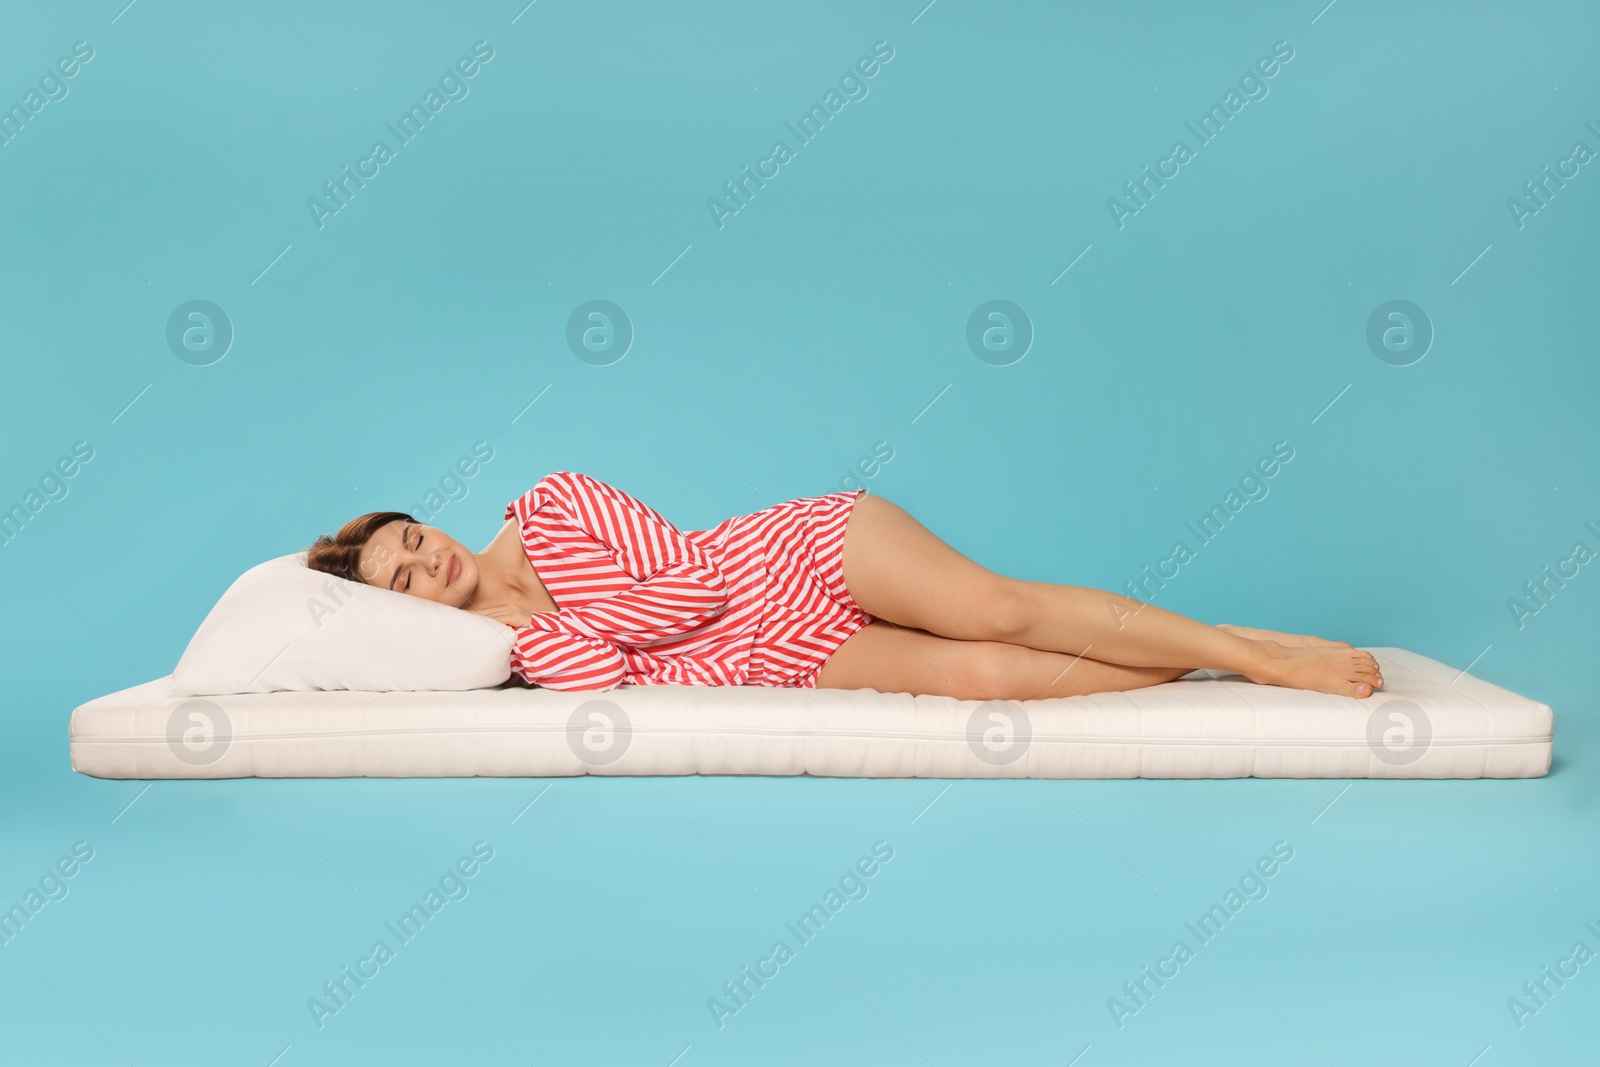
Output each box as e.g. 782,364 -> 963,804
475,521 -> 536,603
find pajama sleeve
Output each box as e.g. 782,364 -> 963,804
505,471 -> 730,691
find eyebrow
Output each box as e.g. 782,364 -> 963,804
388,523 -> 412,590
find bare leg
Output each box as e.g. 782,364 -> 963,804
814,621 -> 1197,700
839,494 -> 1382,699
1005,584 -> 1380,694
1216,623 -> 1349,648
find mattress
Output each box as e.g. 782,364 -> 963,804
67,647 -> 1553,780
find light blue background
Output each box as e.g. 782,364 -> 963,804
2,0 -> 1596,1062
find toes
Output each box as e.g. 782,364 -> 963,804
1351,682 -> 1372,698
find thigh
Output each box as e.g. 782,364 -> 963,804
813,620 -> 1192,701
839,493 -> 1029,642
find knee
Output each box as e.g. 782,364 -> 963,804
956,642 -> 1036,702
977,581 -> 1038,643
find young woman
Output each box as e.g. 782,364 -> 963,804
305,470 -> 1383,700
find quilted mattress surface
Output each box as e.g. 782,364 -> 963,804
67,647 -> 1553,780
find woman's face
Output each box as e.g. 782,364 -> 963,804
356,519 -> 479,608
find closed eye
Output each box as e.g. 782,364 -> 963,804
402,526 -> 422,592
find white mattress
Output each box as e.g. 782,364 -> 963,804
67,647 -> 1553,780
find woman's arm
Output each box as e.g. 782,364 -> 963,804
509,624 -> 628,691
502,470 -> 731,690
523,470 -> 729,643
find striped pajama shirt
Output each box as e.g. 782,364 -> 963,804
504,471 -> 875,691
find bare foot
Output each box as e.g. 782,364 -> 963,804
1218,623 -> 1352,649
1243,643 -> 1384,699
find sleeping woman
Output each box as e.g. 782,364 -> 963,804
304,470 -> 1383,699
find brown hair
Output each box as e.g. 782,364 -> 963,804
306,511 -> 416,585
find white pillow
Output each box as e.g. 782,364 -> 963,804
167,552 -> 514,696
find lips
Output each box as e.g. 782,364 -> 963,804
446,554 -> 461,585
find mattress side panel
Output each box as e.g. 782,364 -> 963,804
67,648 -> 1553,780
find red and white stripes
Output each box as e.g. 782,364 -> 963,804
503,471 -> 872,691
